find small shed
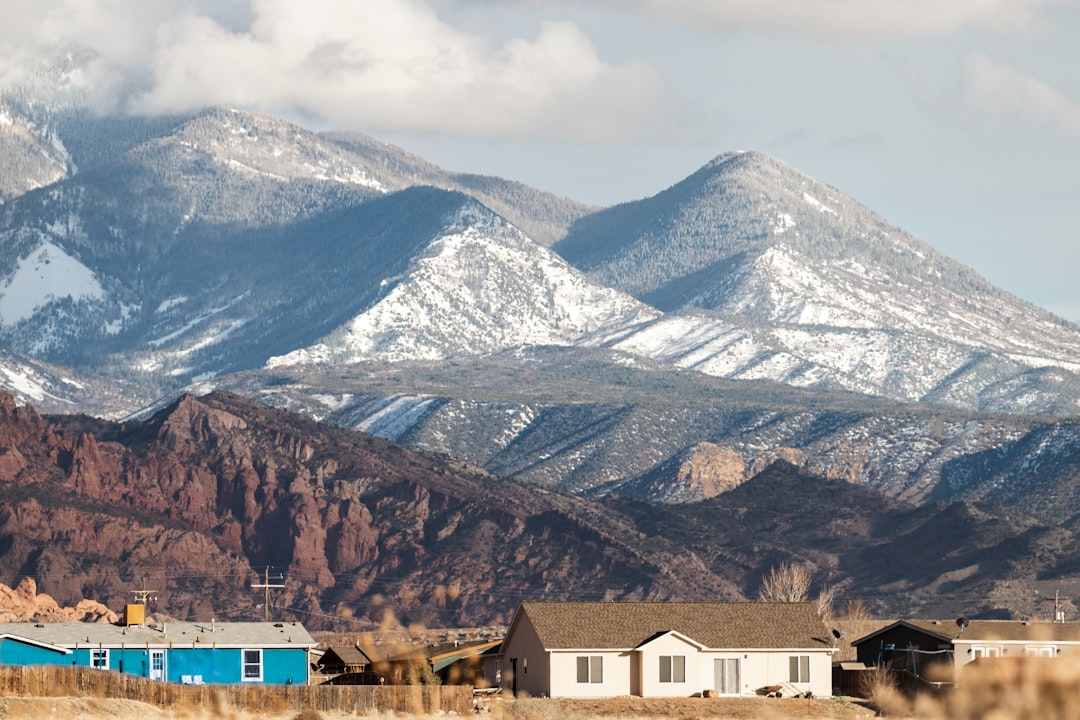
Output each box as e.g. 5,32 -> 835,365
319,645 -> 375,675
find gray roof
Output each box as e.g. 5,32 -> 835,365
514,601 -> 830,650
0,620 -> 316,649
914,619 -> 1080,643
854,619 -> 1080,646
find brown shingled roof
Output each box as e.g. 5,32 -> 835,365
516,601 -> 830,650
323,645 -> 374,666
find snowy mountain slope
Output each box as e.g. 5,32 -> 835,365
0,100 -> 71,204
598,308 -> 1080,416
222,351 -> 1080,526
324,132 -> 594,247
268,203 -> 659,367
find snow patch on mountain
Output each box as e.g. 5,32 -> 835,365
803,191 -> 837,215
190,110 -> 387,192
354,396 -> 440,441
0,240 -> 104,326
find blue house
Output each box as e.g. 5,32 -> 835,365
0,619 -> 316,685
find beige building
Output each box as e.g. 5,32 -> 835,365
497,601 -> 835,698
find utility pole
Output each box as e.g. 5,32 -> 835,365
1055,590 -> 1069,622
251,567 -> 284,622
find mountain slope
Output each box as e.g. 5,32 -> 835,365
268,204 -> 658,367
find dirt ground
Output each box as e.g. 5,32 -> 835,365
488,696 -> 877,719
0,695 -> 878,720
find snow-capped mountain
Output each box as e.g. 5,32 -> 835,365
556,151 -> 1080,415
0,105 -> 592,396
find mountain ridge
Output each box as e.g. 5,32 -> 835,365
3,388 -> 1080,625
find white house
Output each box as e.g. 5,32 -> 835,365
497,601 -> 834,698
854,618 -> 1080,682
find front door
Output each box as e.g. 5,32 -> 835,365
149,649 -> 166,680
714,658 -> 740,695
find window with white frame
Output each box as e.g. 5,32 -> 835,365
90,649 -> 109,669
972,646 -> 1002,659
789,655 -> 810,683
659,655 -> 686,683
576,655 -> 603,683
242,649 -> 263,681
1025,646 -> 1055,657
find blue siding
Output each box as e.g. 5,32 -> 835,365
0,638 -> 70,666
165,647 -> 307,685
1,639 -> 307,685
263,648 -> 308,685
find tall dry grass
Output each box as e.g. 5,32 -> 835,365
927,655 -> 1080,720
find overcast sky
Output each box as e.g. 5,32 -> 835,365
4,0 -> 1079,320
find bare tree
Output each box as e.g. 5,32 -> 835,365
815,583 -> 838,622
758,562 -> 813,602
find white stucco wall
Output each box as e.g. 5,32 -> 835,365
549,650 -> 632,698
733,650 -> 832,698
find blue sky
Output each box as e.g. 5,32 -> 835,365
4,0 -> 1079,320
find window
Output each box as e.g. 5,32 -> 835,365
242,649 -> 263,682
659,655 -> 686,683
972,646 -> 1002,659
1025,646 -> 1055,657
789,655 -> 810,683
576,655 -> 603,683
90,649 -> 109,669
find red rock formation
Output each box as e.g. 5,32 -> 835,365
0,390 -> 740,628
0,577 -> 117,623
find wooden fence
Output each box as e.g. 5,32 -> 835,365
0,666 -> 473,714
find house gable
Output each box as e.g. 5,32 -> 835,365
636,630 -> 708,652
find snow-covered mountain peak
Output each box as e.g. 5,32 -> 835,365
268,211 -> 660,368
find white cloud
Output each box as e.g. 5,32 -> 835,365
0,0 -> 660,140
513,0 -> 1075,40
962,52 -> 1080,135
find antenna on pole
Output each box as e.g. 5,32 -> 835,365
124,575 -> 157,627
131,575 -> 158,607
251,567 -> 285,622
